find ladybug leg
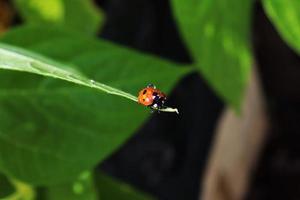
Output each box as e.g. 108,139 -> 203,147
152,109 -> 160,114
149,107 -> 156,113
149,104 -> 159,114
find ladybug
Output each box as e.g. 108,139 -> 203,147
138,84 -> 167,110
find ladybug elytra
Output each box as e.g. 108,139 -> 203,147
138,84 -> 167,110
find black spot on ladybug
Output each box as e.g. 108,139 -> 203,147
143,90 -> 147,94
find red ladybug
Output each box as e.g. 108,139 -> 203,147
138,84 -> 167,110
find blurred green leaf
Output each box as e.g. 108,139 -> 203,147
46,171 -> 97,200
263,0 -> 300,54
95,172 -> 154,200
0,25 -> 190,185
14,0 -> 104,35
0,173 -> 15,198
0,178 -> 35,200
172,0 -> 254,109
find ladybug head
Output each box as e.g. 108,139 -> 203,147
147,83 -> 156,89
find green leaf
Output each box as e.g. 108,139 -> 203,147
95,172 -> 154,200
263,0 -> 300,54
0,178 -> 36,200
0,173 -> 15,198
0,43 -> 137,102
13,0 -> 104,35
0,25 -> 190,185
45,171 -> 97,200
172,0 -> 253,109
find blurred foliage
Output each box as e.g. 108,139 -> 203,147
172,0 -> 253,109
45,171 -> 97,200
0,0 -> 14,34
0,178 -> 35,200
95,172 -> 154,200
44,171 -> 154,200
263,0 -> 300,55
0,173 -> 15,198
13,0 -> 104,35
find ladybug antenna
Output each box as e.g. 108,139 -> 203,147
147,83 -> 156,89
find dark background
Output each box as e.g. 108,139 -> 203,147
89,0 -> 300,200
